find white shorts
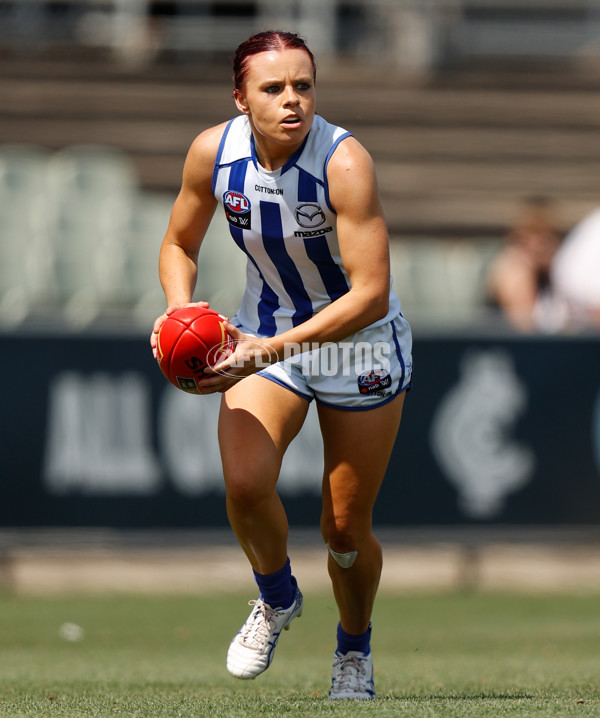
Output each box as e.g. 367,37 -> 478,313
234,314 -> 413,411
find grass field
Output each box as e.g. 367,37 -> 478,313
1,591 -> 600,717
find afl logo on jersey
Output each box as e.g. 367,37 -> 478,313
223,190 -> 251,228
295,203 -> 326,229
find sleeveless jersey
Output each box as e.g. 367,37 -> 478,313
211,114 -> 402,336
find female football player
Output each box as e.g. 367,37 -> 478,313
151,30 -> 412,700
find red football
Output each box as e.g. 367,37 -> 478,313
157,307 -> 235,393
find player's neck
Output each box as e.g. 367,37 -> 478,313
252,135 -> 303,172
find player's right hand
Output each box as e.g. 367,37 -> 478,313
150,300 -> 210,359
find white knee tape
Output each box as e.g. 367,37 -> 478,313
327,543 -> 358,569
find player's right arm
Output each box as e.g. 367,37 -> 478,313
151,123 -> 226,357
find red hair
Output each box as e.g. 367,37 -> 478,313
232,31 -> 317,92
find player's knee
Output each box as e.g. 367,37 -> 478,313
322,520 -> 363,566
322,513 -> 365,547
224,473 -> 272,507
327,542 -> 358,568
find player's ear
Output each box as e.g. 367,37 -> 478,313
233,89 -> 249,115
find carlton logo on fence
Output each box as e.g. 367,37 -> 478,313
430,350 -> 536,520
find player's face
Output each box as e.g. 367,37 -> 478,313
234,48 -> 316,168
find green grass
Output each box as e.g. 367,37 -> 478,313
1,591 -> 600,716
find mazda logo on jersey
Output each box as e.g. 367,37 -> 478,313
223,190 -> 251,228
295,203 -> 326,229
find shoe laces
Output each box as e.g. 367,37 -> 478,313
239,599 -> 281,649
331,652 -> 369,691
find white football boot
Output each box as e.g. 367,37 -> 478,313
226,589 -> 303,679
328,650 -> 376,700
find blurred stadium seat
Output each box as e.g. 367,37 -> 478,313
45,145 -> 138,198
118,192 -> 176,323
0,141 -> 501,328
0,145 -> 57,322
194,210 -> 246,320
0,144 -> 146,325
390,237 -> 502,322
44,146 -> 140,325
445,239 -> 501,315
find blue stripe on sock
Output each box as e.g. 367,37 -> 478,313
336,621 -> 372,655
253,558 -> 296,609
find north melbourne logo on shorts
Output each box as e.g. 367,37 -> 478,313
357,369 -> 392,396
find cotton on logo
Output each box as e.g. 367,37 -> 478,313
224,191 -> 250,213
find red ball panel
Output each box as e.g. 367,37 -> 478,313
157,307 -> 235,394
156,317 -> 186,379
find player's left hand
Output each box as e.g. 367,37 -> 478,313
195,322 -> 279,393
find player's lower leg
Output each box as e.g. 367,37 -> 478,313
226,490 -> 289,574
225,492 -> 302,680
327,532 -> 382,634
317,395 -> 406,699
326,532 -> 382,699
218,377 -> 310,679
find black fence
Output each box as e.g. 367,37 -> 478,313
2,328 -> 599,529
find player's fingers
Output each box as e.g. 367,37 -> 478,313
151,313 -> 169,350
195,373 -> 237,394
150,320 -> 163,348
222,320 -> 242,340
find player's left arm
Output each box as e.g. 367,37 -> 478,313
204,138 -> 391,388
263,136 -> 392,352
324,135 -> 392,326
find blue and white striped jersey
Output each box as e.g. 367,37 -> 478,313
212,114 -> 401,336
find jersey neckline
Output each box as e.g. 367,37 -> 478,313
250,130 -> 311,178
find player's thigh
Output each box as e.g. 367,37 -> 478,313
218,374 -> 310,492
318,391 -> 406,538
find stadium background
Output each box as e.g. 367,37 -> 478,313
1,0 -> 599,595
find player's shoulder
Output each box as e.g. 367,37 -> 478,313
328,134 -> 373,172
181,121 -> 231,188
295,115 -> 352,181
187,121 -> 230,165
324,127 -> 380,213
326,134 -> 375,192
